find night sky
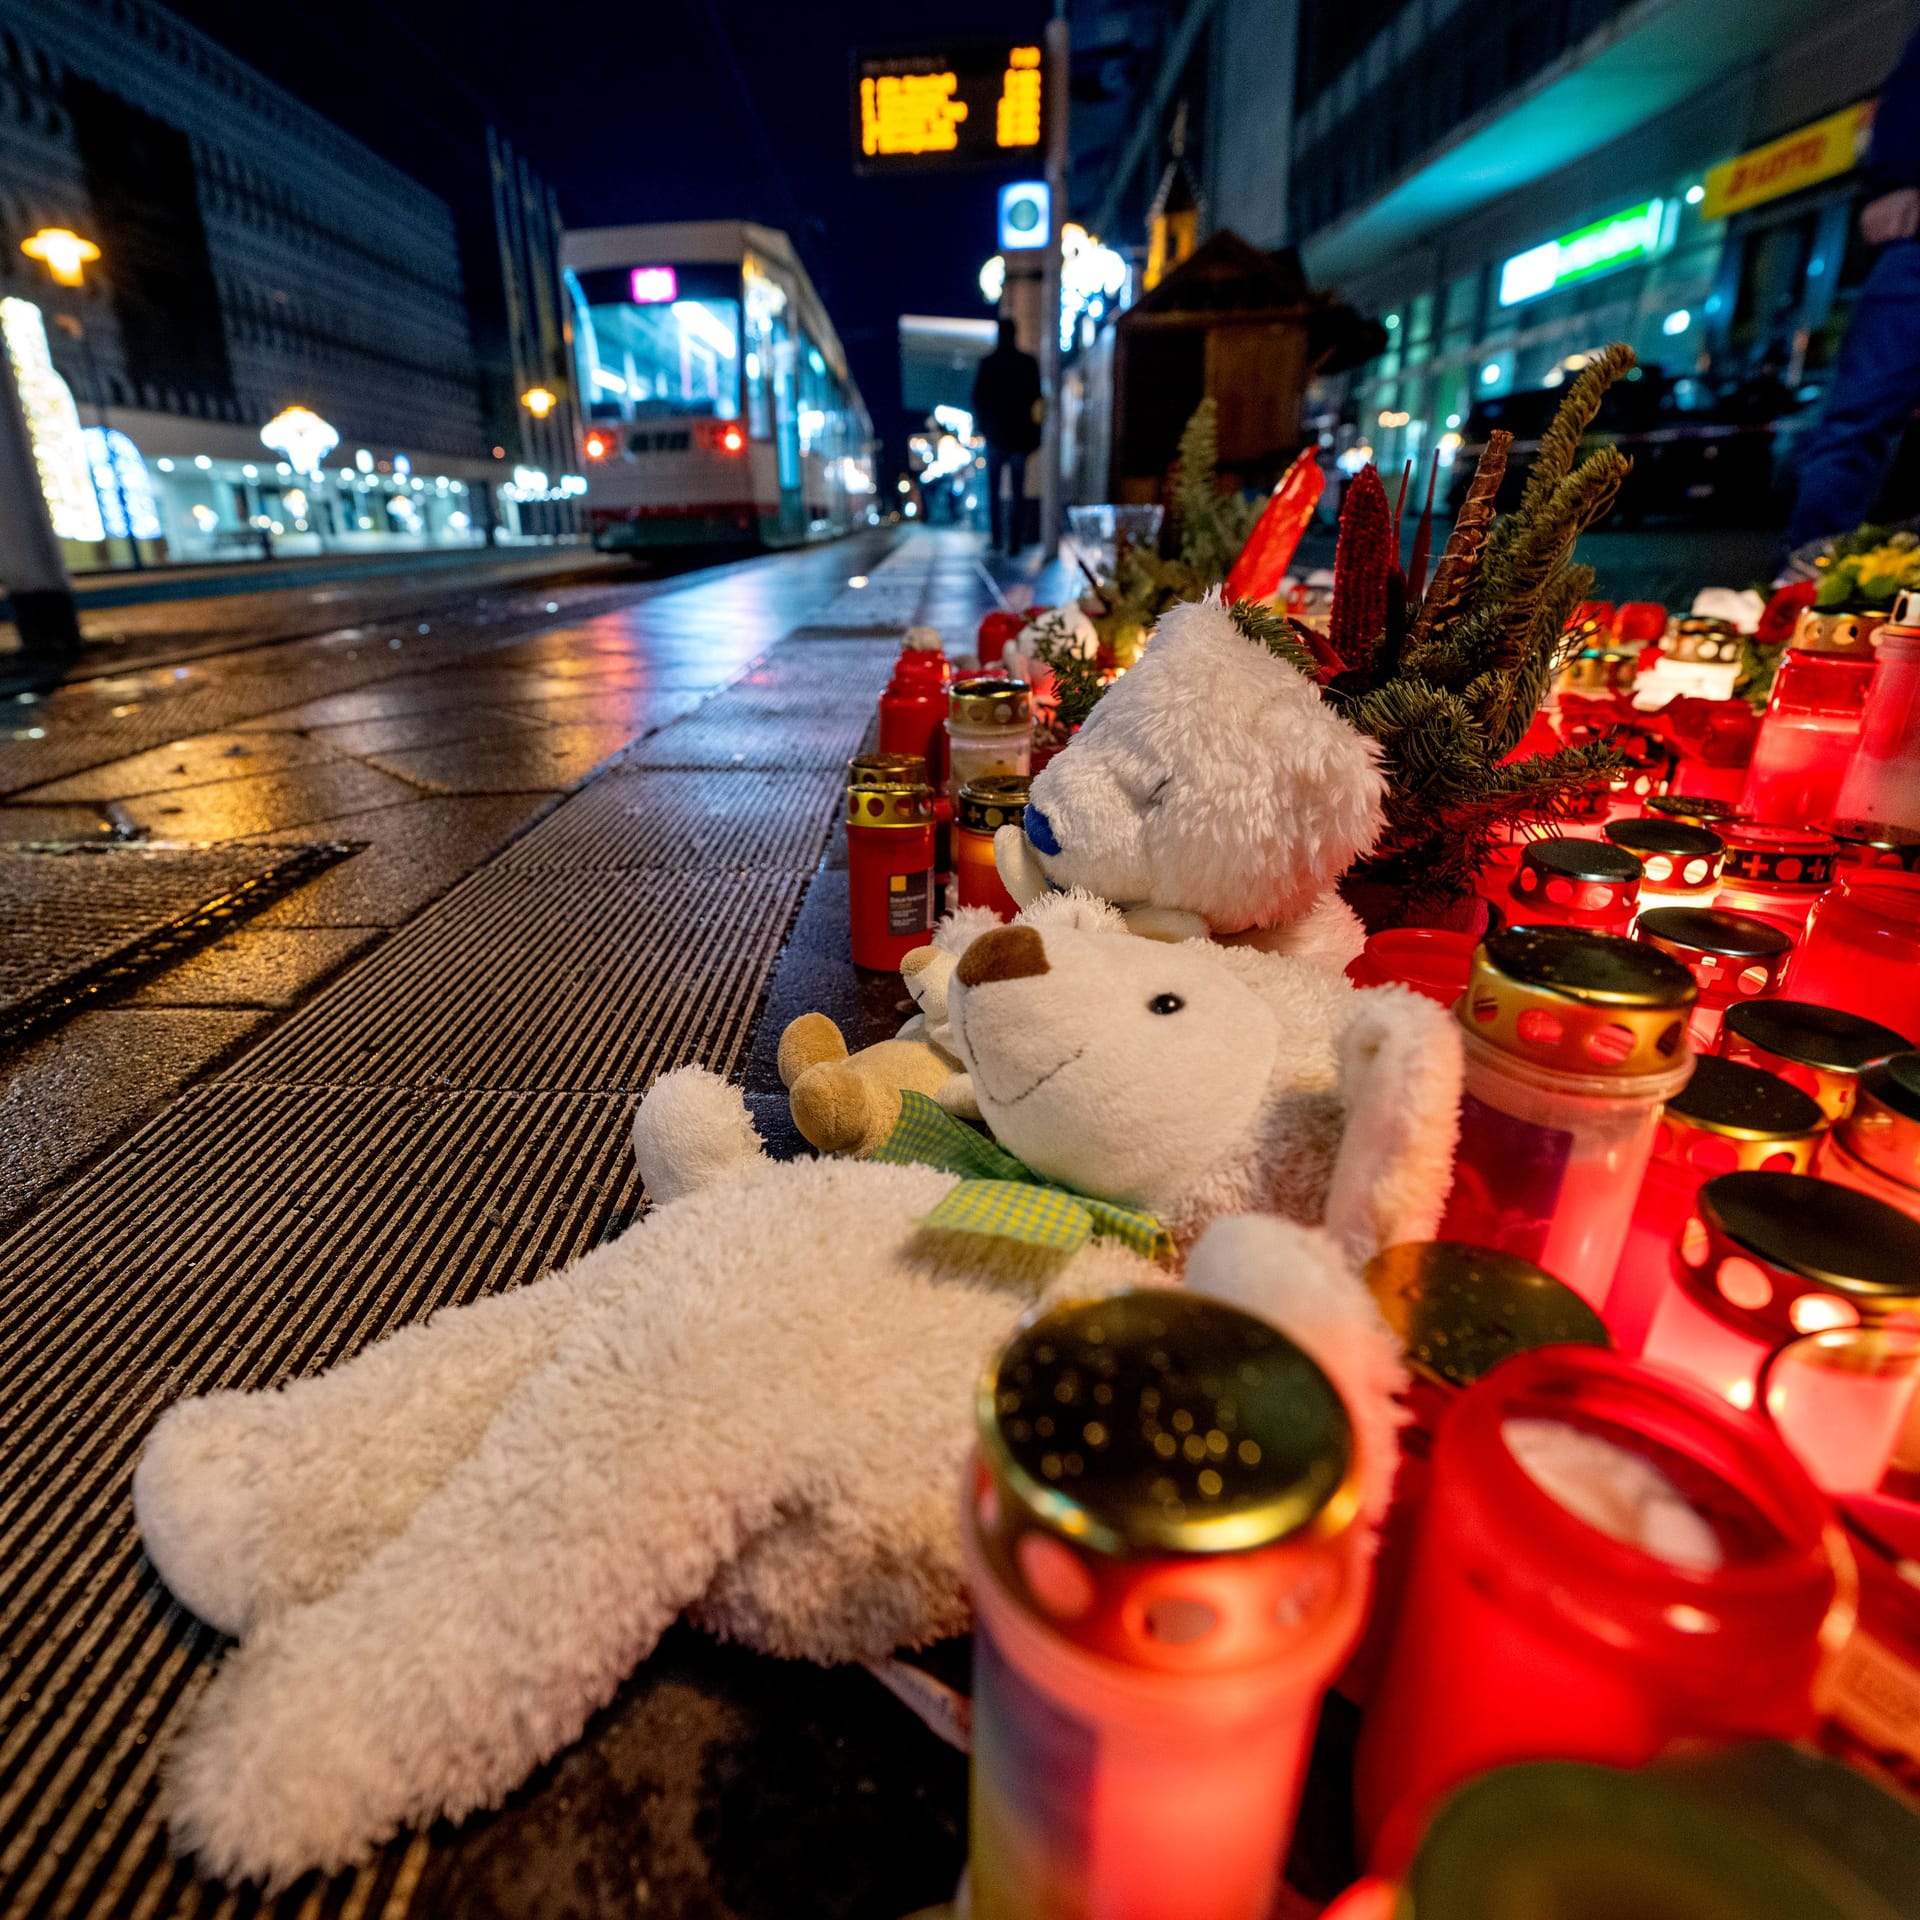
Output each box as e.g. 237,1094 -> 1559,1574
166,0 -> 1050,462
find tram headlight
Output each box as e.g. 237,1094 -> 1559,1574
583,431 -> 612,460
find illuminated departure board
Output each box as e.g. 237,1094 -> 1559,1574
852,43 -> 1047,172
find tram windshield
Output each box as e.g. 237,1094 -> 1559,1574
567,263 -> 740,423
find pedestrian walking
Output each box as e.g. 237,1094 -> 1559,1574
970,318 -> 1044,554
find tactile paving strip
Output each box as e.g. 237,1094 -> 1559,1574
225,864 -> 808,1090
0,842 -> 352,1050
0,1084 -> 643,1920
498,767 -> 841,873
622,697 -> 875,769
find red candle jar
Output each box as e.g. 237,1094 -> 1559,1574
878,644 -> 951,784
1343,1243 -> 1609,1707
1605,1056 -> 1826,1358
1352,1344 -> 1848,1870
1615,600 -> 1668,643
1786,871 -> 1920,1034
1640,1171 -> 1920,1412
1605,818 -> 1724,909
1719,997 -> 1911,1122
845,770 -> 936,970
1438,928 -> 1696,1306
965,1292 -> 1369,1920
1646,793 -> 1747,832
1715,822 -> 1840,934
1635,905 -> 1794,1048
1834,592 -> 1920,832
1604,724 -> 1677,812
1825,814 -> 1920,875
954,774 -> 1031,919
1346,928 -> 1478,1006
1507,837 -> 1642,933
1740,644 -> 1876,827
1819,1052 -> 1920,1223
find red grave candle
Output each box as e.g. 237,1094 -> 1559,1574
878,644 -> 951,785
954,774 -> 1031,919
844,771 -> 936,970
1352,1344 -> 1848,1873
1634,905 -> 1794,1049
1715,821 -> 1840,935
1818,1051 -> 1920,1223
1345,928 -> 1478,1006
1741,644 -> 1876,828
1605,817 -> 1724,910
1646,792 -> 1747,832
1718,997 -> 1912,1123
1786,871 -> 1920,1034
1825,815 -> 1920,875
1605,1055 -> 1825,1358
1639,1171 -> 1920,1413
1506,836 -> 1641,934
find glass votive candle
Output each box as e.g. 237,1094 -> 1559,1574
844,771 -> 937,970
1819,1051 -> 1920,1221
1719,997 -> 1912,1122
1507,837 -> 1642,933
1824,815 -> 1920,876
1740,640 -> 1877,827
1605,1056 -> 1826,1358
1340,1243 -> 1611,1710
1716,822 -> 1840,934
1605,817 -> 1725,910
944,676 -> 1032,801
964,1293 -> 1369,1920
1786,872 -> 1920,1035
954,774 -> 1032,918
1635,905 -> 1794,1049
1833,590 -> 1920,833
1646,792 -> 1748,832
1438,927 -> 1695,1305
1762,1326 -> 1920,1497
1352,1344 -> 1847,1870
1641,1171 -> 1920,1412
1345,928 -> 1478,1006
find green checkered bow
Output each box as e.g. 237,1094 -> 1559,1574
872,1091 -> 1174,1263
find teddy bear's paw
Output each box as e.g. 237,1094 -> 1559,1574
164,1627 -> 416,1887
135,1396 -> 282,1639
633,1067 -> 765,1204
776,1011 -> 847,1087
789,1059 -> 888,1156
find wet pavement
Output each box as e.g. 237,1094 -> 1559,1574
0,527 -> 1020,1920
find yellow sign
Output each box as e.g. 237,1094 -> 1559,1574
1703,101 -> 1875,220
861,70 -> 967,157
997,47 -> 1042,149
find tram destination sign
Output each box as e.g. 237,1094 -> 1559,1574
852,42 -> 1046,173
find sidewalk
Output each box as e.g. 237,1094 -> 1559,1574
0,529 -> 998,1920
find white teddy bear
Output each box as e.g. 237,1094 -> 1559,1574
995,593 -> 1387,972
132,907 -> 1459,1885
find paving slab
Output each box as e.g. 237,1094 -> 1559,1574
20,731 -> 342,804
359,723 -> 640,796
301,704 -> 551,757
105,760 -> 423,842
121,927 -> 379,1009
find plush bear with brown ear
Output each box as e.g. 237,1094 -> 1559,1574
995,592 -> 1387,972
131,906 -> 1457,1887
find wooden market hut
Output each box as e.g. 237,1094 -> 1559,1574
1103,228 -> 1385,502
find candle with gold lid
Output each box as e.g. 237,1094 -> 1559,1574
954,773 -> 1032,917
1719,998 -> 1911,1121
1605,817 -> 1725,908
1647,792 -> 1747,831
1716,822 -> 1840,933
1607,1056 -> 1827,1354
1439,926 -> 1695,1303
847,748 -> 929,784
1508,836 -> 1641,933
1824,815 -> 1920,875
964,1290 -> 1368,1920
1821,1052 -> 1920,1222
1635,905 -> 1794,1046
1641,1170 -> 1920,1410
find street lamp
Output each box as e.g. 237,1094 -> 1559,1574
521,386 -> 558,419
20,228 -> 100,289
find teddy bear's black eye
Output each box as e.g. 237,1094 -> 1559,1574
1148,993 -> 1185,1015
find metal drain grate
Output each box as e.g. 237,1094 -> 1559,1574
0,842 -> 354,1051
0,1084 -> 643,1920
498,768 -> 840,873
225,864 -> 808,1090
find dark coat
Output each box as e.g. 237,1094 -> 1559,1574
970,344 -> 1044,453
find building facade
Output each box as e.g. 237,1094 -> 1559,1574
0,0 -> 560,569
1088,0 -> 1917,520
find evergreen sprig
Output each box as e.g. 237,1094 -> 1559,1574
1327,343 -> 1639,906
1228,597 -> 1324,678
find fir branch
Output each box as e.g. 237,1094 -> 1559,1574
1512,342 -> 1636,529
1406,456 -> 1438,604
1228,597 -> 1323,678
1169,399 -> 1258,582
1409,429 -> 1510,651
1027,616 -> 1110,733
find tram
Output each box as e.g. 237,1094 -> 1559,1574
563,220 -> 877,551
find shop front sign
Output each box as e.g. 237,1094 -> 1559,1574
1498,200 -> 1668,307
1703,102 -> 1875,221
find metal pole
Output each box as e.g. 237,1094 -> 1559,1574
1039,10 -> 1070,559
0,339 -> 81,669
